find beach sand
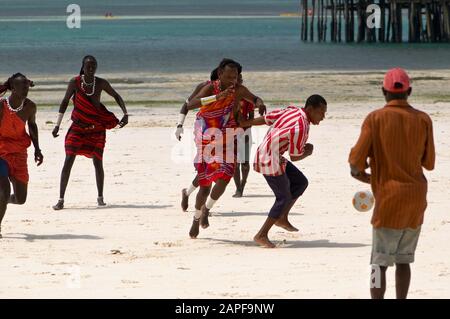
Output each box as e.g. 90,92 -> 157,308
0,71 -> 449,298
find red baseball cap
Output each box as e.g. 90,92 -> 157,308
383,68 -> 411,93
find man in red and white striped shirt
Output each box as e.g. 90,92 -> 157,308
240,95 -> 327,248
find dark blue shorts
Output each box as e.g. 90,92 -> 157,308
263,161 -> 309,219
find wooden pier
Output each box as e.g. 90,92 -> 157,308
300,0 -> 450,43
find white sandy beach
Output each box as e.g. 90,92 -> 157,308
0,71 -> 449,298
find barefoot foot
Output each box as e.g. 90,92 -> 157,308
275,220 -> 299,232
253,235 -> 276,248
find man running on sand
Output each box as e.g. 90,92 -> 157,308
0,73 -> 43,238
177,68 -> 219,212
186,58 -> 266,239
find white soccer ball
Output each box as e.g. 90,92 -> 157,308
352,190 -> 375,212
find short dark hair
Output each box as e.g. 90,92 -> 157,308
0,73 -> 34,96
384,89 -> 409,100
218,58 -> 242,74
210,68 -> 219,81
305,94 -> 327,108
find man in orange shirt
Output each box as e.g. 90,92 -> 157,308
349,68 -> 435,299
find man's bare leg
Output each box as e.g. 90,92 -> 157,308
275,199 -> 299,232
182,175 -> 199,212
395,263 -> 411,299
0,177 -> 11,238
275,163 -> 307,232
189,185 -> 211,238
254,216 -> 277,248
93,157 -> 106,206
53,155 -> 76,210
232,164 -> 242,198
370,265 -> 387,299
201,178 -> 230,228
8,178 -> 28,205
239,162 -> 250,196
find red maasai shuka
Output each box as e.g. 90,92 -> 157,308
0,98 -> 32,184
194,80 -> 238,187
65,76 -> 119,160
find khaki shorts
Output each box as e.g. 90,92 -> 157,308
370,226 -> 421,267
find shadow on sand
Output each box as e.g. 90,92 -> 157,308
4,233 -> 103,242
212,211 -> 303,217
240,194 -> 274,198
201,237 -> 368,249
62,204 -> 173,210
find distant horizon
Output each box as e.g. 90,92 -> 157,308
0,0 -> 300,17
0,15 -> 300,22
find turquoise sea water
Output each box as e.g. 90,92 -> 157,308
1,0 -> 449,75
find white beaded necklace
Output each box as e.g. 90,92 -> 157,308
81,75 -> 96,96
6,96 -> 24,113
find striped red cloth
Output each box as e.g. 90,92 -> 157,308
194,80 -> 237,187
254,106 -> 310,176
65,76 -> 119,160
